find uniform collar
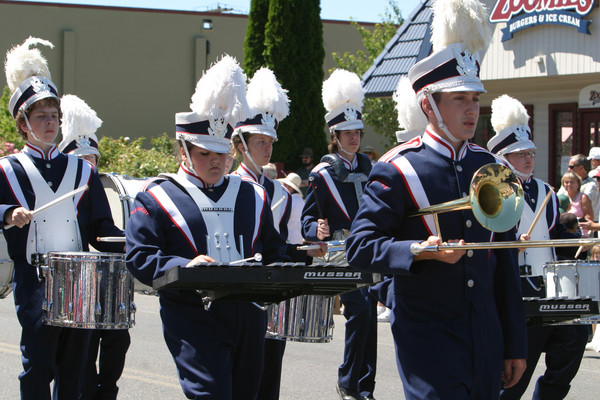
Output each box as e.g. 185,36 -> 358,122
178,163 -> 224,189
337,153 -> 357,171
237,162 -> 265,185
422,129 -> 468,161
22,142 -> 60,160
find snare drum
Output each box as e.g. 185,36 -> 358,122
42,251 -> 135,329
266,295 -> 334,343
100,173 -> 154,294
0,235 -> 14,299
544,260 -> 600,300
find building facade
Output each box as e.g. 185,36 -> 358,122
0,1 -> 375,151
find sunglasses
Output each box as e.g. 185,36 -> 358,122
568,164 -> 581,169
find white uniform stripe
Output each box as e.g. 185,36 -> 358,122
391,156 -> 437,236
316,167 -> 350,221
0,157 -> 29,209
250,183 -> 267,251
148,185 -> 197,254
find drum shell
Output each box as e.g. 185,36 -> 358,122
266,295 -> 334,343
42,251 -> 135,329
544,260 -> 600,300
100,173 -> 154,294
0,235 -> 14,299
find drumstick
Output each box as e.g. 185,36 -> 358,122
525,190 -> 554,237
97,237 -> 126,243
4,185 -> 89,230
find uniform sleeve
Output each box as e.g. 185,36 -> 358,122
345,162 -> 418,275
301,171 -> 328,241
125,190 -> 190,287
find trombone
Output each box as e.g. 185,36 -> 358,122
407,163 -> 600,254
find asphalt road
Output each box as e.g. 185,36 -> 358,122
1,293 -> 599,399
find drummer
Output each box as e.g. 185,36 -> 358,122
125,56 -> 294,399
301,68 -> 378,400
0,38 -> 124,399
58,94 -> 130,400
486,94 -> 588,399
231,67 -> 323,399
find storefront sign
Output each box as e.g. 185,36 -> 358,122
489,0 -> 595,41
579,84 -> 600,109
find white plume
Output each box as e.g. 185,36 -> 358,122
190,55 -> 251,125
246,67 -> 290,122
491,94 -> 529,133
322,69 -> 364,112
60,95 -> 103,140
4,37 -> 54,93
431,0 -> 491,54
393,76 -> 428,132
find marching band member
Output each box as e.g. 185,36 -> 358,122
0,37 -> 123,399
301,69 -> 378,400
58,94 -> 130,400
231,67 -> 321,400
125,56 -> 291,400
487,95 -> 588,400
345,1 -> 527,399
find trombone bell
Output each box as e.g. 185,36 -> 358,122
409,163 -> 524,233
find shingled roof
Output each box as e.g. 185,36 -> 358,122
362,0 -> 433,98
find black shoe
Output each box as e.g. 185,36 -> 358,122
336,383 -> 361,400
360,396 -> 376,400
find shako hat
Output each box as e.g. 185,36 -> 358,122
322,69 -> 364,132
5,37 -> 59,119
407,0 -> 491,104
233,67 -> 290,141
176,55 -> 250,154
487,94 -> 534,156
58,95 -> 102,158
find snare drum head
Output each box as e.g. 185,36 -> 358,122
100,174 -> 148,229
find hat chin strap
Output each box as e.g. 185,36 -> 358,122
24,113 -> 56,148
427,94 -> 461,143
180,139 -> 198,176
335,136 -> 355,157
238,133 -> 264,180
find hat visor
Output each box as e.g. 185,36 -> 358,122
177,132 -> 231,154
499,142 -> 536,156
441,82 -> 487,94
233,126 -> 278,141
68,147 -> 101,158
330,120 -> 364,131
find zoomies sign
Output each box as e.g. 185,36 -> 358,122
489,0 -> 595,42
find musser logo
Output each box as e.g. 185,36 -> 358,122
304,271 -> 362,279
539,303 -> 590,312
201,207 -> 233,212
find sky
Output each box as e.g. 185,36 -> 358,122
15,0 -> 424,23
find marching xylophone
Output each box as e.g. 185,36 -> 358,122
524,297 -> 599,326
152,262 -> 382,302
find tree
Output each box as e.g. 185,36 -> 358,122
332,1 -> 403,148
243,0 -> 326,171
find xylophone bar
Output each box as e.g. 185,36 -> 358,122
152,262 -> 382,302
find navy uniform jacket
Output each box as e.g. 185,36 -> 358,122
346,131 -> 527,399
0,144 -> 123,262
302,153 -> 371,241
126,171 -> 289,290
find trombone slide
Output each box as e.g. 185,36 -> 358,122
410,238 -> 600,255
